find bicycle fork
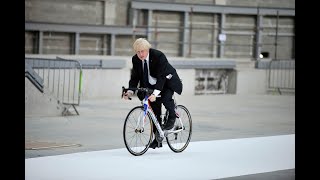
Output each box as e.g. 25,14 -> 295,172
142,97 -> 165,142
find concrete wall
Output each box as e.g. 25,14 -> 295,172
25,77 -> 66,117
25,54 -> 268,99
79,66 -> 267,98
80,66 -> 267,98
25,54 -> 271,117
236,68 -> 267,94
81,69 -> 130,100
79,67 -> 195,100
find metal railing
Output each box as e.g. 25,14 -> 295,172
268,59 -> 295,94
25,57 -> 82,114
25,61 -> 44,93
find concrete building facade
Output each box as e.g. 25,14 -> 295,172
25,0 -> 295,59
25,0 -> 295,116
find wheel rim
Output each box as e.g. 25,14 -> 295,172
123,107 -> 153,156
166,105 -> 192,152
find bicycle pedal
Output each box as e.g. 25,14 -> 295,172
156,136 -> 163,142
155,130 -> 164,142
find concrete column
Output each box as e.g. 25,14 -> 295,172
147,9 -> 153,42
131,9 -> 138,41
110,34 -> 115,55
74,32 -> 80,55
103,0 -> 109,25
218,13 -> 225,58
132,9 -> 137,27
292,17 -> 295,59
212,14 -> 218,58
103,34 -> 107,55
103,0 -> 116,25
182,11 -> 189,57
254,10 -> 263,60
38,31 -> 43,54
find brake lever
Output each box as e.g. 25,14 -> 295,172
121,86 -> 125,99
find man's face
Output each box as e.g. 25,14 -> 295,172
136,49 -> 149,61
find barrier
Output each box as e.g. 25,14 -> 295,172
25,57 -> 82,115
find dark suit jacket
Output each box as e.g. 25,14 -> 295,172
129,48 -> 183,95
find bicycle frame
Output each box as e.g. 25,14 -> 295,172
138,95 -> 185,142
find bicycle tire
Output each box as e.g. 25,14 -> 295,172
166,105 -> 192,153
123,106 -> 153,156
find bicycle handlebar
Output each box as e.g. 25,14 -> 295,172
121,86 -> 154,100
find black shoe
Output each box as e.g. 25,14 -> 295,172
149,139 -> 162,149
163,118 -> 175,130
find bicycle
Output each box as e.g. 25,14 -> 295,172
121,86 -> 192,156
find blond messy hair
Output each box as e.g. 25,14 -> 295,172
132,38 -> 152,52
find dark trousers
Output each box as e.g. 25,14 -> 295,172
149,87 -> 175,134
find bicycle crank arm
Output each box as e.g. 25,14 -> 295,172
164,128 -> 183,136
155,130 -> 164,142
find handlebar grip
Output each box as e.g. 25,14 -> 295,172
122,86 -> 132,100
122,86 -> 154,100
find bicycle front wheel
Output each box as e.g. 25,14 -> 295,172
166,105 -> 192,153
123,106 -> 153,156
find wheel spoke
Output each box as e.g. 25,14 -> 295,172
166,105 -> 192,153
123,106 -> 152,156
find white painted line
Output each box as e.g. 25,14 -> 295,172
26,143 -> 81,150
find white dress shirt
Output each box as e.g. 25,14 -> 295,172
143,53 -> 160,96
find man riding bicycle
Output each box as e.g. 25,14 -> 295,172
123,38 -> 183,149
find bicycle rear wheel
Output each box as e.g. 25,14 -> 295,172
166,105 -> 192,153
123,106 -> 153,156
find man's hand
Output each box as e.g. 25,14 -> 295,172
123,91 -> 133,100
148,94 -> 156,102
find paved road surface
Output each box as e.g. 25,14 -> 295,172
25,94 -> 295,179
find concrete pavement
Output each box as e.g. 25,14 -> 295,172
25,93 -> 295,179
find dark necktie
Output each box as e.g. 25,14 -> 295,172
143,60 -> 149,87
